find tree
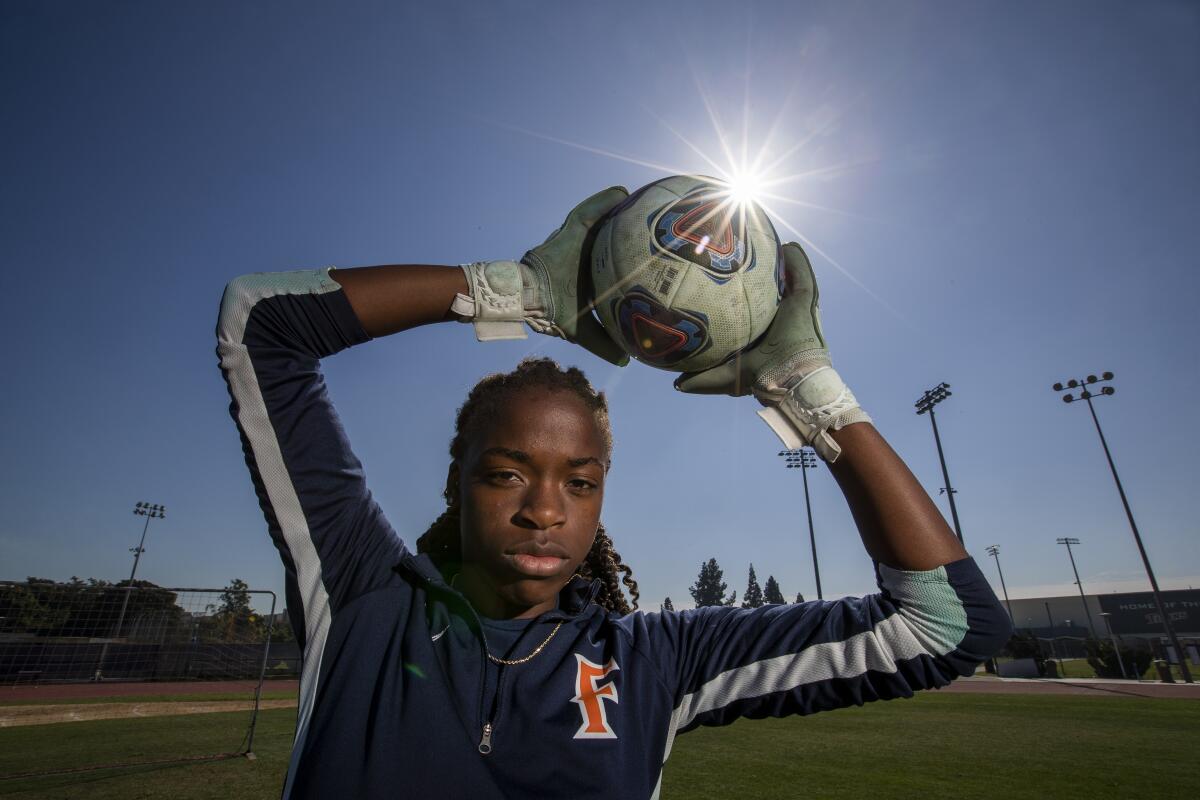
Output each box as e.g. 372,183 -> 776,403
1085,637 -> 1151,679
0,577 -> 182,638
1004,630 -> 1048,677
200,578 -> 266,641
794,592 -> 805,604
763,575 -> 785,605
661,597 -> 675,612
0,584 -> 68,632
219,578 -> 253,618
742,565 -> 764,608
689,558 -> 735,607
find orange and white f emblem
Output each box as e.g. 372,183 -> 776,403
571,654 -> 619,739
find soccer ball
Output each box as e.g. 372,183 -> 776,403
589,175 -> 783,373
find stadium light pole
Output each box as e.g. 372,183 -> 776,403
1052,372 -> 1192,683
985,545 -> 1014,624
915,383 -> 964,544
95,502 -> 166,680
113,502 -> 166,639
779,448 -> 823,600
1055,537 -> 1097,638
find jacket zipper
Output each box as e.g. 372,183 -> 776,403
479,664 -> 506,756
455,583 -> 584,758
476,616 -> 543,757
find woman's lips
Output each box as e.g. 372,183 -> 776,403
508,553 -> 568,577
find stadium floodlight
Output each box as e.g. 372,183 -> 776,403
985,545 -> 1014,623
778,448 -> 823,600
1051,372 -> 1191,683
97,502 -> 167,680
914,383 -> 964,544
1055,537 -> 1097,638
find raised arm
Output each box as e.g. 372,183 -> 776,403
335,186 -> 631,359
332,264 -> 465,337
826,424 -> 966,569
674,242 -> 971,571
646,242 -> 1011,741
216,187 -> 631,639
216,268 -> 413,648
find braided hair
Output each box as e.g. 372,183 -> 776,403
416,357 -> 639,614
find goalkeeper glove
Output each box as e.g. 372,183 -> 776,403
450,186 -> 630,366
673,242 -> 870,462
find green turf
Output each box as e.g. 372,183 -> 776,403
0,708 -> 294,798
1,694 -> 1197,798
662,693 -> 1199,798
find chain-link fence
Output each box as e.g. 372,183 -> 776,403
0,581 -> 297,684
0,580 -> 298,776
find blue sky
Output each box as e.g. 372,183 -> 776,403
2,0 -> 1197,612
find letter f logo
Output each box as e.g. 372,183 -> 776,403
572,654 -> 619,739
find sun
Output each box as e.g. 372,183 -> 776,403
721,169 -> 765,210
488,68 -> 910,325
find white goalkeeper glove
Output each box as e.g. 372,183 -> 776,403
450,187 -> 630,366
673,242 -> 870,462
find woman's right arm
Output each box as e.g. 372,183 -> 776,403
215,265 -> 462,653
217,189 -> 627,648
332,264 -> 466,336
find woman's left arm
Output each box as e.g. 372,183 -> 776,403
826,423 -> 965,569
676,243 -> 984,572
663,242 -> 1013,707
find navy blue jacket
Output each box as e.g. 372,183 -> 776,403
216,268 -> 1013,799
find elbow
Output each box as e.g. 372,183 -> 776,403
975,601 -> 1015,661
951,596 -> 1013,675
217,274 -> 263,345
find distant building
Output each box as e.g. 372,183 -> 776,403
1005,588 -> 1200,639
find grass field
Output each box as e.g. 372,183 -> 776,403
1,692 -> 1197,798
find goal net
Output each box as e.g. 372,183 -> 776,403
0,580 -> 298,778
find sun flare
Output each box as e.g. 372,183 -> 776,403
490,69 -> 910,328
721,169 -> 765,210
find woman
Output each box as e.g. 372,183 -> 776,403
217,187 -> 1011,799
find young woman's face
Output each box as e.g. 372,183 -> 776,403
457,388 -> 608,619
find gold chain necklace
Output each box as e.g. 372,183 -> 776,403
450,573 -> 564,667
486,621 -> 563,666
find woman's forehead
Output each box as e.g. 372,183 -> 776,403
470,389 -> 607,459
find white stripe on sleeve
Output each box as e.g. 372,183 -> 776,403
217,269 -> 342,799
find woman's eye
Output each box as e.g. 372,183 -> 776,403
569,479 -> 598,492
489,471 -> 521,484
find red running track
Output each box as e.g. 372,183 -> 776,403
5,676 -> 1198,703
3,680 -> 300,702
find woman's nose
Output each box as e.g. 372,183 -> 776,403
516,481 -> 566,530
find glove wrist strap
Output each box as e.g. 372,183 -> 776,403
451,260 -> 564,342
451,261 -> 531,342
755,366 -> 871,462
